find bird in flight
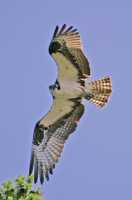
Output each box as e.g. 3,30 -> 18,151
29,24 -> 112,184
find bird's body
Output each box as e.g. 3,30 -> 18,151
53,81 -> 83,100
29,24 -> 112,184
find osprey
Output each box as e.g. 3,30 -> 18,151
29,24 -> 112,184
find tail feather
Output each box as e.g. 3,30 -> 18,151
85,77 -> 112,107
89,94 -> 110,107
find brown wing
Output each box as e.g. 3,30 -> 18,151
29,103 -> 84,184
51,24 -> 91,77
52,24 -> 83,50
68,48 -> 91,76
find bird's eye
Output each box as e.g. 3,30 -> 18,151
49,41 -> 61,54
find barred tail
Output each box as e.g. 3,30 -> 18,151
85,77 -> 112,107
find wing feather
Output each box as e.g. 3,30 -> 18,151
52,25 -> 59,38
59,24 -> 67,34
64,26 -> 74,33
34,158 -> 38,183
29,103 -> 84,183
50,24 -> 91,82
68,48 -> 91,75
52,24 -> 83,50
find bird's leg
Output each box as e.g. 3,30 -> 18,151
49,79 -> 60,91
49,79 -> 61,98
49,83 -> 56,98
55,79 -> 61,90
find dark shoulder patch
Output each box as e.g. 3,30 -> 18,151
33,123 -> 45,146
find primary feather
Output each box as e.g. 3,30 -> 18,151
29,100 -> 84,184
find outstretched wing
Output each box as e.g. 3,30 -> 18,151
49,24 -> 91,85
29,99 -> 84,184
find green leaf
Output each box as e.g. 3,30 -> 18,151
0,176 -> 43,200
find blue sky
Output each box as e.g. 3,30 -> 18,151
0,0 -> 132,199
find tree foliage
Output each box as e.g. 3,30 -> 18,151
0,176 -> 43,200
